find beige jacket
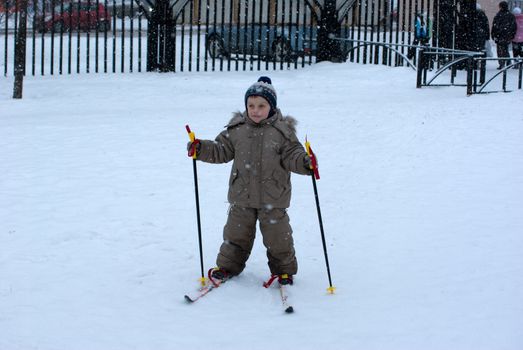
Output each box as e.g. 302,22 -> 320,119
197,110 -> 311,208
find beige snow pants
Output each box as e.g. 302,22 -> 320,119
216,205 -> 298,276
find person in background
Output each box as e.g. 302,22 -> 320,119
475,3 -> 491,53
491,1 -> 517,69
511,7 -> 523,64
407,12 -> 431,60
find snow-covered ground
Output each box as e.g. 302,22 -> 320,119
1,62 -> 522,350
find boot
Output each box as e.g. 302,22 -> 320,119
278,274 -> 293,285
209,267 -> 229,280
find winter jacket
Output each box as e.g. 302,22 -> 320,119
514,14 -> 523,43
197,110 -> 311,209
414,15 -> 429,40
492,9 -> 517,44
475,9 -> 490,50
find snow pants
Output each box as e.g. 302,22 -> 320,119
216,205 -> 298,276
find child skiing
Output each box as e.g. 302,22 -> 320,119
186,76 -> 314,286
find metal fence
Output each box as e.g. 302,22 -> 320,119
2,0 -> 147,75
416,48 -> 523,95
337,0 -> 436,66
2,0 -> 482,77
148,0 -> 321,72
2,0 -> 440,76
2,0 -> 326,75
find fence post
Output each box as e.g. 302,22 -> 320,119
519,61 -> 522,90
317,0 -> 343,62
13,0 -> 28,99
416,48 -> 425,88
466,55 -> 473,95
502,69 -> 507,92
480,51 -> 486,85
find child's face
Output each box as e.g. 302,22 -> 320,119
247,96 -> 271,124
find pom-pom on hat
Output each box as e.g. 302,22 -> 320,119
245,76 -> 277,112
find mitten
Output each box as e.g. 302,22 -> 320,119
304,149 -> 319,179
304,152 -> 318,170
187,139 -> 201,158
304,155 -> 313,171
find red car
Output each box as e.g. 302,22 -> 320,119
36,2 -> 111,32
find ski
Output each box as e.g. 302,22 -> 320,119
263,274 -> 295,313
186,273 -> 294,313
184,277 -> 229,303
279,284 -> 294,313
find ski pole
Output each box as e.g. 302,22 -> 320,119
305,138 -> 336,294
186,125 -> 206,286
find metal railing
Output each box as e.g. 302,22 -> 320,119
472,58 -> 523,93
332,36 -> 419,69
2,0 -> 147,76
3,0 -> 442,76
416,48 -> 523,95
2,0 -> 321,76
337,0 -> 437,68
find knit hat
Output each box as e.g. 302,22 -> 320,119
513,7 -> 522,15
244,76 -> 277,112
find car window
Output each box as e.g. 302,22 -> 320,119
79,4 -> 99,11
72,3 -> 84,11
54,4 -> 70,12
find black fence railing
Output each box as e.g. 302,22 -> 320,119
473,58 -> 523,93
333,37 -> 419,69
416,48 -> 523,95
338,0 -> 436,67
155,0 -> 321,73
7,0 -> 513,86
1,0 -> 147,76
2,0 -> 446,76
2,0 -> 324,75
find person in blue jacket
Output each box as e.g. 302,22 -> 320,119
408,12 -> 431,60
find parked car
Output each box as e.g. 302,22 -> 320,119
206,24 -> 352,61
35,2 -> 111,33
106,4 -> 142,19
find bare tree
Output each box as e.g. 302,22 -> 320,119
13,0 -> 28,99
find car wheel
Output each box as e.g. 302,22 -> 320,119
340,41 -> 353,62
206,34 -> 228,59
97,21 -> 110,32
271,37 -> 291,61
53,21 -> 64,32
